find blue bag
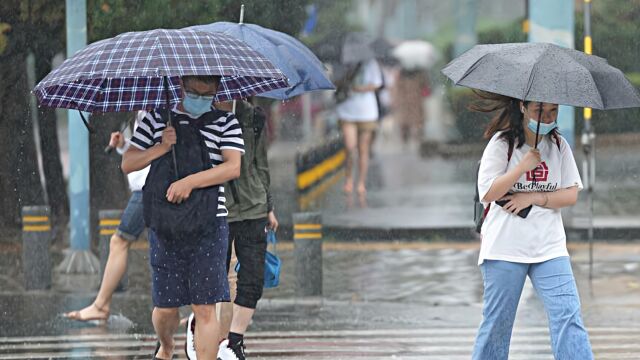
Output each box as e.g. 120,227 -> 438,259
235,230 -> 281,288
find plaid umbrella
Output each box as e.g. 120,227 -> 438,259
33,28 -> 289,113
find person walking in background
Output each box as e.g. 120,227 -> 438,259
392,68 -> 429,145
65,113 -> 149,322
185,99 -> 278,360
335,58 -> 383,196
472,92 -> 593,359
123,75 -> 243,360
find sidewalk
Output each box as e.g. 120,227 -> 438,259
317,132 -> 640,241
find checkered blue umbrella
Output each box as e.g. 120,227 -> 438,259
33,28 -> 289,113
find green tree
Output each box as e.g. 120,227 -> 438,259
0,0 -> 66,235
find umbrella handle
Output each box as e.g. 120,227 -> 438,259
534,106 -> 542,150
163,76 -> 179,180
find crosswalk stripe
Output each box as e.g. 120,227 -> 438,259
3,333 -> 640,352
0,327 -> 638,359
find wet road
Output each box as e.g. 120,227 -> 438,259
1,242 -> 639,358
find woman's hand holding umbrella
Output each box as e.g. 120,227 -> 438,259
517,149 -> 541,173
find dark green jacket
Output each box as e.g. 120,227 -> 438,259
225,101 -> 273,222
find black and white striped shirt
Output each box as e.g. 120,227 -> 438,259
131,106 -> 245,217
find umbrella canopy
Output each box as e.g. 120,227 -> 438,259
34,28 -> 289,113
341,32 -> 375,64
371,37 -> 396,64
393,40 -> 439,70
442,42 -> 640,110
188,22 -> 334,100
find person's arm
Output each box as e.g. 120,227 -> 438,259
500,186 -> 579,214
482,149 -> 541,203
121,126 -> 175,174
254,126 -> 279,230
255,128 -> 273,212
351,84 -> 380,92
165,149 -> 241,203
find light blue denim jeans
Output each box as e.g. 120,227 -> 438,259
472,256 -> 593,360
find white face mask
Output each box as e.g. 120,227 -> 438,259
527,118 -> 558,135
522,107 -> 557,135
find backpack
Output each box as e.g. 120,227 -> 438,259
474,135 -> 561,233
143,110 -> 222,241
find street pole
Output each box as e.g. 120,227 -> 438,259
582,0 -> 596,281
528,0 -> 575,147
57,0 -> 99,274
453,0 -> 477,58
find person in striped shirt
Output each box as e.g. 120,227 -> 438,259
122,75 -> 244,360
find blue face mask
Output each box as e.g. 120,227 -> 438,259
183,91 -> 214,118
527,118 -> 558,135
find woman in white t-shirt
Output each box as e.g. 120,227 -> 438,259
471,93 -> 593,360
336,59 -> 383,195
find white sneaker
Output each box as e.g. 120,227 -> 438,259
217,339 -> 246,360
185,313 -> 197,359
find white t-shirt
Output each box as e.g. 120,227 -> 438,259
336,59 -> 383,122
477,132 -> 583,265
117,112 -> 150,192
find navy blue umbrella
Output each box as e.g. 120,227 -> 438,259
188,22 -> 334,100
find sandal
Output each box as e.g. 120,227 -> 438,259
153,341 -> 171,360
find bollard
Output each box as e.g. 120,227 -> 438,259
22,206 -> 52,290
293,212 -> 323,297
99,210 -> 128,291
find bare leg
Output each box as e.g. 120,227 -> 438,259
152,307 -> 179,359
340,121 -> 358,193
65,234 -> 130,321
229,305 -> 255,335
192,304 -> 221,359
356,129 -> 374,194
219,247 -> 238,338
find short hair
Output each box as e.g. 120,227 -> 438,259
182,75 -> 222,85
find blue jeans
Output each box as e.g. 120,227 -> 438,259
116,191 -> 145,241
473,257 -> 593,360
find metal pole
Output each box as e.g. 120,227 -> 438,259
56,0 -> 99,274
523,0 -> 529,34
239,4 -> 245,24
293,212 -> 323,297
583,0 -> 595,281
453,0 -> 478,57
66,0 -> 89,251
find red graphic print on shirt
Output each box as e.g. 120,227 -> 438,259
526,161 -> 549,182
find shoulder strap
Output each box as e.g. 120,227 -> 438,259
553,133 -> 561,150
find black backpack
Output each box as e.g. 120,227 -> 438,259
143,111 -> 222,241
474,135 -> 561,233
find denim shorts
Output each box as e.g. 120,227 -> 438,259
150,216 -> 230,308
116,191 -> 145,241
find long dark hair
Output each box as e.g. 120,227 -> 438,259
469,91 -> 559,149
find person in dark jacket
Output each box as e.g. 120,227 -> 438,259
185,99 -> 278,360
